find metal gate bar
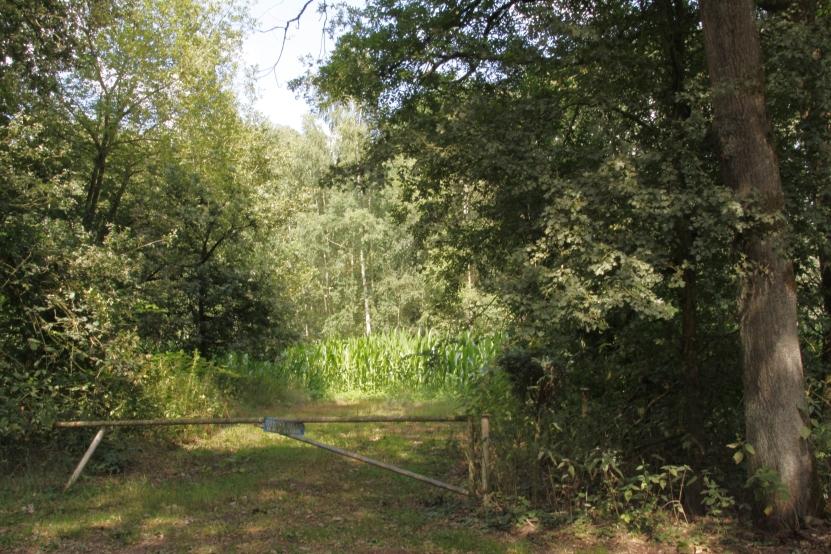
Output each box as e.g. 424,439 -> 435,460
55,415 -> 468,428
277,433 -> 469,495
55,414 -> 488,494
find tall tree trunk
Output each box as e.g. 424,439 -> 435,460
701,0 -> 815,528
680,256 -> 701,438
322,249 -> 331,317
360,244 -> 372,336
319,190 -> 332,318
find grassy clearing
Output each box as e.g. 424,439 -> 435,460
1,400 -> 532,553
4,399 -> 827,553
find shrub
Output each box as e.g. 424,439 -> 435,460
137,352 -> 228,420
461,342 -> 743,527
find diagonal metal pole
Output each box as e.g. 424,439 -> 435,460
277,433 -> 469,496
64,427 -> 106,492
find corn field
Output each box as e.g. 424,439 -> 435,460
224,331 -> 501,396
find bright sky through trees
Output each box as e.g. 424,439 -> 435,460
241,0 -> 363,129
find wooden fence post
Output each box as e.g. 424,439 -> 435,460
467,417 -> 476,494
480,415 -> 490,495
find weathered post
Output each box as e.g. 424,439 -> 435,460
480,415 -> 490,495
580,387 -> 589,418
467,417 -> 476,494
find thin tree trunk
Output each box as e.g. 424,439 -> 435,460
360,244 -> 372,336
196,274 -> 208,355
701,0 -> 815,528
657,0 -> 704,469
83,146 -> 108,231
96,165 -> 133,243
680,262 -> 699,418
322,249 -> 331,316
822,255 -> 831,366
320,190 -> 331,318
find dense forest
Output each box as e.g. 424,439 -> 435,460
3,0 -> 831,546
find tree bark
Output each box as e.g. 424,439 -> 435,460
701,0 -> 815,529
96,164 -> 134,243
196,272 -> 208,355
83,145 -> 108,231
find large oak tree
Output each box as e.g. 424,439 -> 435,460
701,0 -> 815,527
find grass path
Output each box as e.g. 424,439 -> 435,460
1,400 -> 537,553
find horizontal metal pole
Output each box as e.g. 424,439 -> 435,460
55,417 -> 264,428
284,415 -> 468,423
280,433 -> 469,496
55,415 -> 468,429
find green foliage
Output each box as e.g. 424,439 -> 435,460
804,376 -> 831,505
700,472 -> 737,517
217,352 -> 308,408
138,352 -> 227,420
309,0 -> 831,526
459,342 -> 744,526
0,0 -> 292,450
274,331 -> 501,397
276,111 -> 502,338
4,0 -> 831,533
